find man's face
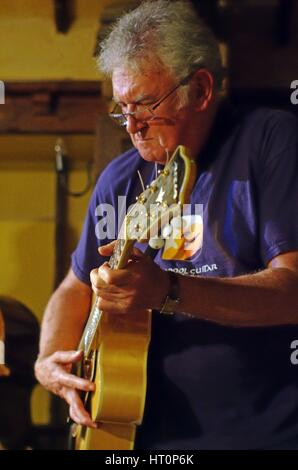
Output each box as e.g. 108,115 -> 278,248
112,67 -> 198,164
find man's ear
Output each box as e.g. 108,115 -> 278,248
193,69 -> 214,112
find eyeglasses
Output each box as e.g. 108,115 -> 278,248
109,70 -> 196,128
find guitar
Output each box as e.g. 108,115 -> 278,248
70,145 -> 196,450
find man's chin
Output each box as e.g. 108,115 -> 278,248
136,146 -> 172,165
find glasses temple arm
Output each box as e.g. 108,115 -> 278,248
151,71 -> 196,111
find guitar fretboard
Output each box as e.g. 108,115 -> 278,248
80,237 -> 132,355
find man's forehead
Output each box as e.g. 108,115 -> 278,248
112,67 -> 174,102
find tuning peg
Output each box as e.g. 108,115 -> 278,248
162,223 -> 173,238
149,237 -> 165,249
135,196 -> 145,203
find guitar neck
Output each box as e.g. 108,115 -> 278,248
79,238 -> 135,355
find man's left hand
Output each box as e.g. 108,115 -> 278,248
90,241 -> 170,315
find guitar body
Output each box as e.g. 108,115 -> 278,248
73,423 -> 135,451
70,145 -> 196,450
71,308 -> 151,450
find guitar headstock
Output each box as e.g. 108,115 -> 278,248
124,145 -> 196,243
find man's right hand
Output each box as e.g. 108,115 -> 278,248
34,350 -> 98,428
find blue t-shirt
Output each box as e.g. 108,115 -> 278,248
72,105 -> 298,449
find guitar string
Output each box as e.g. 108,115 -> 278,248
137,170 -> 145,192
166,149 -> 170,164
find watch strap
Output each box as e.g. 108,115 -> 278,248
159,271 -> 181,315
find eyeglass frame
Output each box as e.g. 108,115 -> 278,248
109,69 -> 197,128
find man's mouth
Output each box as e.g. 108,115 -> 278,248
135,138 -> 154,143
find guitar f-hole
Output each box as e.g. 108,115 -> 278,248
83,355 -> 94,381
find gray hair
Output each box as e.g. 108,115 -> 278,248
97,0 -> 224,90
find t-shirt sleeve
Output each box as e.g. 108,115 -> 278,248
71,175 -> 115,285
258,112 -> 298,264
71,147 -> 141,285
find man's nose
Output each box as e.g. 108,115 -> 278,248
126,114 -> 147,134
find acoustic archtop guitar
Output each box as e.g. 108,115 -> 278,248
70,145 -> 196,450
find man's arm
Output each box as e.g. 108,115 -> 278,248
91,246 -> 298,327
38,268 -> 91,355
177,250 -> 298,326
35,268 -> 98,428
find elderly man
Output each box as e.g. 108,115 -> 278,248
35,0 -> 298,449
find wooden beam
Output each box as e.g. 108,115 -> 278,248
54,0 -> 75,34
0,81 -> 104,134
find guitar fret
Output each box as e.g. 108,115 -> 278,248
110,240 -> 120,269
84,303 -> 101,352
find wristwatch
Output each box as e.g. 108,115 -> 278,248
159,271 -> 181,315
